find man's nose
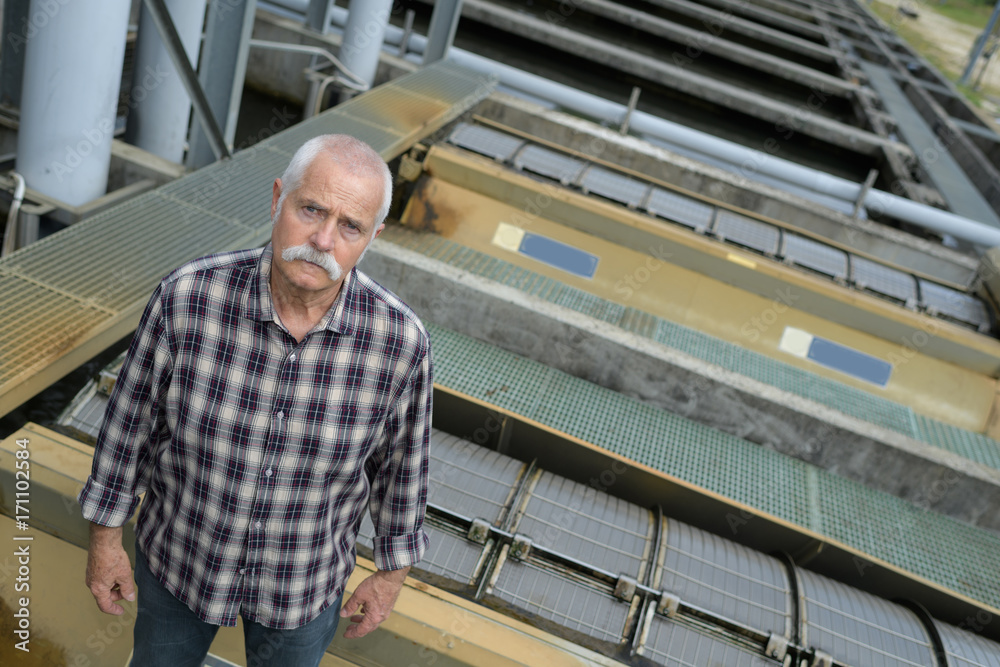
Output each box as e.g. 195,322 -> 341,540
311,220 -> 337,251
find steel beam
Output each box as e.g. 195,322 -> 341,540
186,0 -> 257,169
423,0 -> 464,65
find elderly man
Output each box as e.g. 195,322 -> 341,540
79,134 -> 432,667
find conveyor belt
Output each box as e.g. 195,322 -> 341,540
0,61 -> 495,418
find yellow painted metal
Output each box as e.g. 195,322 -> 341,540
0,514 -> 134,667
0,423 -> 139,550
406,146 -> 1000,431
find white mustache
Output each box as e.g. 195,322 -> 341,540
281,244 -> 343,282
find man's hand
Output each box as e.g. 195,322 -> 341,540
339,567 -> 409,639
86,523 -> 136,615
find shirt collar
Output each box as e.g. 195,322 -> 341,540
245,243 -> 358,336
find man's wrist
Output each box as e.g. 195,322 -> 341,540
374,566 -> 410,584
89,522 -> 124,548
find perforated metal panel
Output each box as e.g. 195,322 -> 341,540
659,519 -> 792,636
936,620 -> 1000,667
514,471 -> 652,578
490,558 -> 629,644
415,526 -> 487,585
640,617 -> 777,666
712,210 -> 781,255
645,188 -> 715,232
357,519 -> 485,585
59,386 -> 107,438
918,279 -> 990,331
798,569 -> 936,667
914,415 -> 1000,470
448,122 -> 525,161
428,431 -> 525,524
513,144 -> 587,185
780,234 -> 848,280
850,256 -> 918,306
578,165 -> 649,208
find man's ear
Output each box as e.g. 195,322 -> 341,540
271,178 -> 282,219
373,223 -> 385,240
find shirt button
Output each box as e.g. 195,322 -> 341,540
289,353 -> 297,362
276,410 -> 284,420
240,568 -> 246,575
265,469 -> 273,477
255,521 -> 262,530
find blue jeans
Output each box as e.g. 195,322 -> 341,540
131,548 -> 342,667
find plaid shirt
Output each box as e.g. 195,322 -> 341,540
79,244 -> 432,629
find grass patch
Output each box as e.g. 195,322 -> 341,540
870,4 -> 958,73
870,1 -> 1000,101
933,0 -> 992,29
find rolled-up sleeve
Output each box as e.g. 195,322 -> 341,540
368,341 -> 433,572
78,284 -> 173,527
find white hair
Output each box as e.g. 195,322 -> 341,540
275,134 -> 392,235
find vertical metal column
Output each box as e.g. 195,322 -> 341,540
16,0 -> 131,206
423,0 -> 464,65
126,0 -> 207,163
187,0 -> 257,169
338,0 -> 394,89
961,0 -> 1000,85
0,0 -> 30,109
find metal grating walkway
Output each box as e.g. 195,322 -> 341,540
0,61 -> 495,417
380,225 -> 1000,473
426,322 -> 1000,612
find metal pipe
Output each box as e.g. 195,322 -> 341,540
126,0 -> 207,163
337,0 -> 394,91
249,39 -> 368,90
261,0 -> 1000,248
141,0 -> 230,162
186,0 -> 257,170
1,172 -> 25,257
423,0 -> 464,65
16,0 -> 131,206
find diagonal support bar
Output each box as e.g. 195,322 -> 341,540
142,0 -> 231,161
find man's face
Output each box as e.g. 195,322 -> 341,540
269,156 -> 384,299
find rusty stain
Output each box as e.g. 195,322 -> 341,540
0,597 -> 67,666
403,176 -> 462,237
